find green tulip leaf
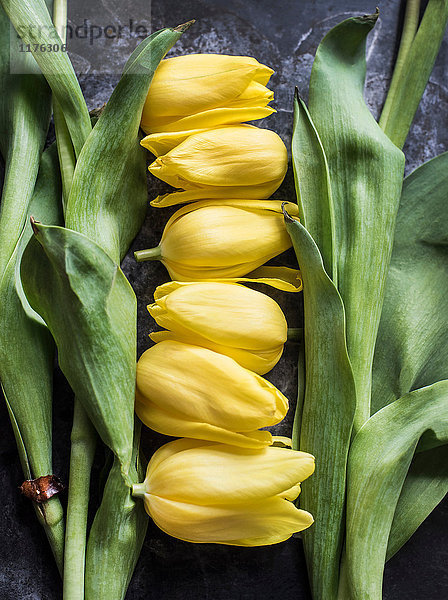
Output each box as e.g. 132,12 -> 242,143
285,212 -> 356,600
86,423 -> 148,600
0,144 -> 64,570
21,223 -> 136,474
0,0 -> 91,156
0,3 -> 51,277
345,381 -> 448,600
291,90 -> 336,283
65,26 -> 189,264
371,151 -> 448,560
307,13 -> 405,432
373,152 -> 448,410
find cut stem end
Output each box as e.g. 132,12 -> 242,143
134,246 -> 162,262
132,482 -> 147,499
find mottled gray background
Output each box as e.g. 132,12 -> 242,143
1,0 -> 448,598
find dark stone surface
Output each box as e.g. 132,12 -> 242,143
0,0 -> 447,598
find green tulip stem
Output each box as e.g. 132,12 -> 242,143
52,0 -> 76,212
131,482 -> 147,499
134,246 -> 162,262
379,0 -> 448,149
379,0 -> 420,132
287,327 -> 303,343
34,497 -> 65,576
63,401 -> 96,600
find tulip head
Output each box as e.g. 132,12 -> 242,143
134,200 -> 298,280
132,438 -> 315,546
148,281 -> 287,374
142,125 -> 288,207
136,339 -> 288,447
141,54 -> 275,136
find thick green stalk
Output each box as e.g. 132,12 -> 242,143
34,500 -> 65,575
52,0 -> 75,211
379,0 -> 448,148
379,0 -> 420,130
53,102 -> 75,211
63,402 -> 96,600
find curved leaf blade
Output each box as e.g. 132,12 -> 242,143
371,151 -> 448,560
285,212 -> 356,600
308,13 -> 405,431
373,151 -> 448,410
21,224 -> 136,473
0,0 -> 91,156
346,382 -> 448,600
0,4 -> 51,277
86,423 -> 148,600
291,91 -> 336,282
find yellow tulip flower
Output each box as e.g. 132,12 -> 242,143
148,281 -> 287,374
141,125 -> 288,207
132,438 -> 315,546
136,340 -> 288,447
140,54 -> 275,137
134,199 -> 298,280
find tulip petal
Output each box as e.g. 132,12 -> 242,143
161,199 -> 298,233
245,267 -> 303,292
226,81 -> 274,108
161,257 -> 279,281
159,204 -> 294,279
136,393 -> 273,448
147,437 -> 213,474
150,281 -> 287,350
147,126 -> 287,188
152,200 -> 298,280
141,129 -> 209,156
142,106 -> 275,137
136,341 -> 288,434
148,329 -> 282,375
143,64 -> 256,118
271,436 -> 293,448
142,55 -> 273,118
151,270 -> 302,297
281,483 -> 302,501
145,494 -> 314,546
149,181 -> 284,207
147,278 -> 286,374
148,443 -> 315,505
